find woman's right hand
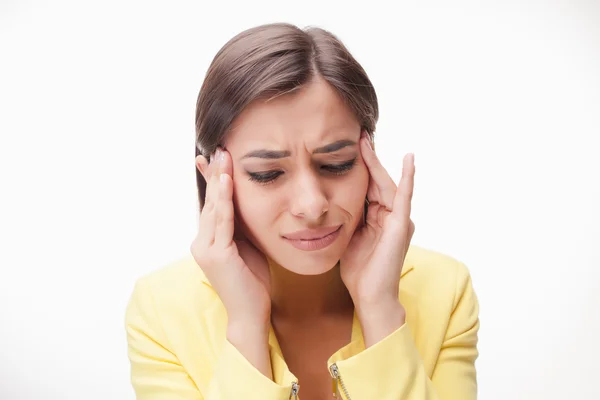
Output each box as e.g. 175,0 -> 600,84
191,147 -> 271,328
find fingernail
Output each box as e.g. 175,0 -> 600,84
213,149 -> 221,166
364,135 -> 372,150
220,173 -> 227,185
217,148 -> 225,163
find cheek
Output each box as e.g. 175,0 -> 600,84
231,178 -> 275,240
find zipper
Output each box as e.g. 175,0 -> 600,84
289,381 -> 300,400
330,363 -> 351,400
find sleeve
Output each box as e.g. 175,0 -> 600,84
125,277 -> 296,400
125,278 -> 203,399
330,262 -> 480,400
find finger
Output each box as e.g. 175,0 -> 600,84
198,170 -> 218,246
198,198 -> 217,246
365,201 -> 388,231
198,151 -> 221,245
203,167 -> 218,213
219,146 -> 233,177
392,153 -> 415,222
214,155 -> 234,247
360,132 -> 396,209
204,149 -> 223,211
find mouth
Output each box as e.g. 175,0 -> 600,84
281,225 -> 343,251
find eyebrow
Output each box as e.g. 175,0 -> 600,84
241,139 -> 357,160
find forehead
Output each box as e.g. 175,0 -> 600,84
225,78 -> 360,150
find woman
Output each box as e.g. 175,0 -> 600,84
126,22 -> 479,400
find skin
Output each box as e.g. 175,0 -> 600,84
192,76 -> 415,398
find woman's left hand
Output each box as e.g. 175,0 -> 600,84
340,131 -> 415,340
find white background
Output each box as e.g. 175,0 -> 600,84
1,0 -> 599,398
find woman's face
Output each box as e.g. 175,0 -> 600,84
223,77 -> 369,275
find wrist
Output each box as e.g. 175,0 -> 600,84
356,298 -> 406,348
355,291 -> 400,314
227,316 -> 270,339
226,316 -> 273,380
356,296 -> 404,320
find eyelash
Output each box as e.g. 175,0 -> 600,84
248,158 -> 357,185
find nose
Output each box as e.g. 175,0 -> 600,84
289,172 -> 329,221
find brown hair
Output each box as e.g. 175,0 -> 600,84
194,22 -> 378,210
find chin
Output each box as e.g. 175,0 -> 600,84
274,252 -> 341,275
268,232 -> 352,275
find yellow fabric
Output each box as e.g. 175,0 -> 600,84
125,245 -> 480,399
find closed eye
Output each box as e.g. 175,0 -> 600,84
321,158 -> 357,175
247,158 -> 357,185
248,170 -> 283,185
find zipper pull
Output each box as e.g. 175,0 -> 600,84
332,376 -> 338,398
330,363 -> 339,378
289,381 -> 300,400
330,364 -> 339,398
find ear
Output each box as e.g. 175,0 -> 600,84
195,154 -> 210,181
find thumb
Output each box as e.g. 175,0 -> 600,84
237,239 -> 271,293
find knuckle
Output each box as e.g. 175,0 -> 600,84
213,250 -> 233,266
190,247 -> 208,267
203,201 -> 215,213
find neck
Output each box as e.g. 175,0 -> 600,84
268,258 -> 354,320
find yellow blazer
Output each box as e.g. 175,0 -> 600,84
125,245 -> 480,399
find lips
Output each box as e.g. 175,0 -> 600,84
281,225 -> 342,240
281,225 -> 343,251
